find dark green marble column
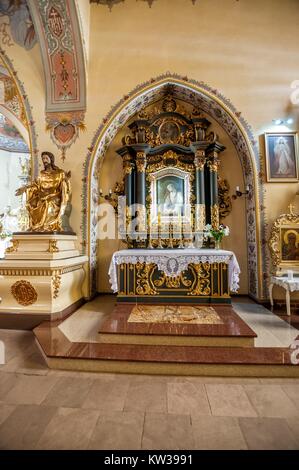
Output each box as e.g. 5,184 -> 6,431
207,153 -> 220,230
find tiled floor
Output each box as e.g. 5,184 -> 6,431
58,296 -> 299,348
0,327 -> 299,449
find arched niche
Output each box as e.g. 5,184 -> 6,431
83,75 -> 267,301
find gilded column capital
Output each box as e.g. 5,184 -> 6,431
194,151 -> 206,171
123,154 -> 134,175
207,156 -> 221,172
136,151 -> 146,173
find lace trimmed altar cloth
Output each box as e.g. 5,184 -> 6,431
108,249 -> 241,293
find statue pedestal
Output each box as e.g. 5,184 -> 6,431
0,233 -> 88,322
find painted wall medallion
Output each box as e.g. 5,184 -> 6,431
11,280 -> 38,306
159,121 -> 180,144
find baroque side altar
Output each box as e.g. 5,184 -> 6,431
109,249 -> 240,304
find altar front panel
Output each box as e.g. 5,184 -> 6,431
117,261 -> 230,303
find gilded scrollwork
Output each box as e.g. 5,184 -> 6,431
188,262 -> 211,296
154,271 -> 192,289
218,177 -> 232,219
47,240 -> 59,253
52,272 -> 61,299
136,262 -> 158,295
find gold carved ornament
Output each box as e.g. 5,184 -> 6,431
52,272 -> 61,299
218,177 -> 232,219
47,240 -> 59,253
194,153 -> 206,171
207,157 -> 221,172
5,239 -> 19,254
135,262 -> 158,295
136,152 -> 146,173
268,206 -> 299,267
154,271 -> 192,289
11,280 -> 38,306
211,204 -> 220,230
188,262 -> 211,296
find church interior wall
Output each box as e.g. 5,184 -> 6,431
1,0 -> 299,301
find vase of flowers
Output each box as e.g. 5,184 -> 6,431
203,224 -> 230,249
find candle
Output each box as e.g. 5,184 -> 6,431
236,186 -> 240,192
109,188 -> 112,195
246,185 -> 249,192
287,270 -> 293,280
99,188 -> 103,195
158,211 -> 161,226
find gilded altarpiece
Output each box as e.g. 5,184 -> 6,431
114,96 -> 231,302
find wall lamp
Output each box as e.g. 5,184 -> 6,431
232,185 -> 250,200
273,118 -> 294,126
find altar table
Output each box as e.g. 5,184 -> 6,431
109,249 -> 240,304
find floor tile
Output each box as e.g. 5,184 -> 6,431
244,385 -> 299,418
124,380 -> 167,412
0,372 -> 19,400
82,378 -> 129,411
0,403 -> 16,426
191,415 -> 247,449
281,385 -> 299,409
0,405 -> 57,449
239,417 -> 299,450
36,407 -> 99,450
42,376 -> 94,408
205,384 -> 257,417
1,374 -> 58,405
142,413 -> 194,450
167,382 -> 211,415
286,418 -> 299,446
88,411 -> 144,449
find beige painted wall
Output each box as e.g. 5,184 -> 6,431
1,0 -> 299,299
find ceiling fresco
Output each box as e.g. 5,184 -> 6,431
0,0 -> 37,49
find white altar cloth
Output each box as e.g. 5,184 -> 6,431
108,249 -> 241,293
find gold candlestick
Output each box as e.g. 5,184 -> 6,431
157,211 -> 163,249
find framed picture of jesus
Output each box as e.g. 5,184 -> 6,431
264,132 -> 298,182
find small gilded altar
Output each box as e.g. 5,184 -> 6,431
109,249 -> 240,304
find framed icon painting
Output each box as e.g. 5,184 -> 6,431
264,132 -> 298,182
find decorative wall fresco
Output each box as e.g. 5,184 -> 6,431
27,0 -> 86,159
0,112 -> 29,152
0,49 -> 38,175
90,0 -> 199,9
83,74 -> 267,300
0,0 -> 37,50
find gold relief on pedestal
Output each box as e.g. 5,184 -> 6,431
188,262 -> 211,296
47,240 -> 59,253
52,272 -> 61,299
211,204 -> 219,230
5,240 -> 19,254
194,151 -> 206,171
136,262 -> 158,295
11,280 -> 38,306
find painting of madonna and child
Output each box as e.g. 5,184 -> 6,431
265,132 -> 298,182
281,228 -> 299,263
156,175 -> 186,218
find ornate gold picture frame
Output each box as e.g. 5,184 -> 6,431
268,207 -> 299,268
264,132 -> 298,182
